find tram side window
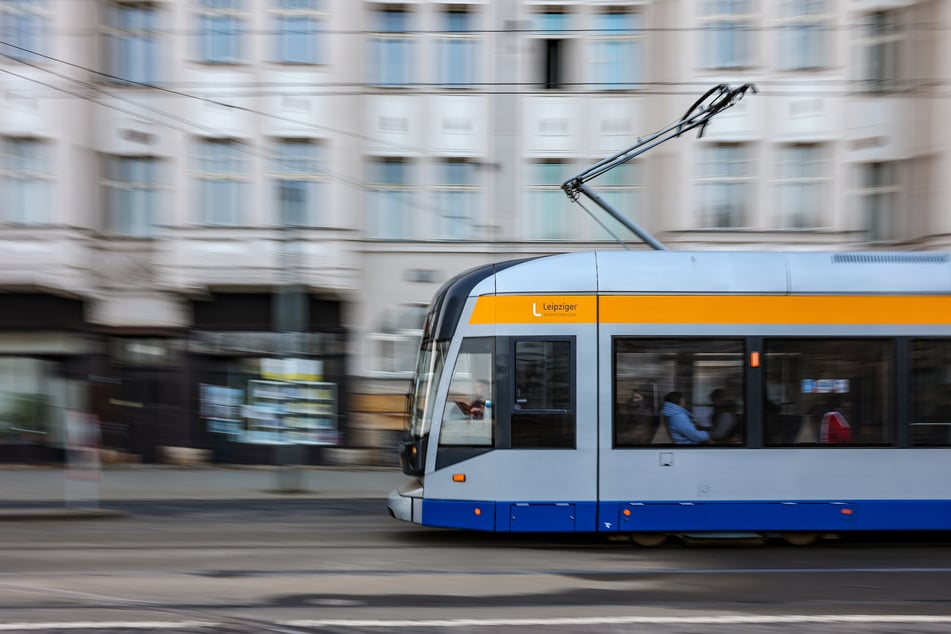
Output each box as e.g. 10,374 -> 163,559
439,337 -> 494,447
613,338 -> 745,447
910,340 -> 951,447
763,339 -> 893,447
511,340 -> 574,448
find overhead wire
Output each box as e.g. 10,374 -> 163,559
0,58 -> 512,239
2,39 -> 950,99
0,39 -> 432,154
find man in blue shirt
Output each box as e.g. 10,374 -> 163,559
661,391 -> 710,444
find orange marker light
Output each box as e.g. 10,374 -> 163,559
750,351 -> 761,368
474,508 -> 481,516
623,508 -> 631,516
841,508 -> 853,515
452,473 -> 466,482
411,446 -> 417,455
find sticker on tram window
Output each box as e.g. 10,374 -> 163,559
801,379 -> 850,394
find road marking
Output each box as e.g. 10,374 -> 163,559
0,622 -> 217,631
283,615 -> 951,628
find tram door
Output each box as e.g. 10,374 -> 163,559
428,332 -> 599,532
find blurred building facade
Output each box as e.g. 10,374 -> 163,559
0,0 -> 948,462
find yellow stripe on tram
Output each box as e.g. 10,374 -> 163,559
600,295 -> 951,325
470,295 -> 951,326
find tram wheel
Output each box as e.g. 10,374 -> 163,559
782,531 -> 819,547
628,532 -> 668,547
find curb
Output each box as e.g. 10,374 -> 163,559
0,508 -> 128,521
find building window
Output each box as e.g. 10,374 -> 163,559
775,144 -> 827,229
777,0 -> 829,71
764,339 -> 893,446
194,139 -> 247,226
433,159 -> 478,241
102,156 -> 161,237
590,9 -> 642,90
1,138 -> 51,225
272,139 -> 325,227
273,0 -> 323,65
369,7 -> 413,87
858,162 -> 899,242
590,161 -> 642,240
0,0 -> 48,61
104,3 -> 158,84
196,0 -> 245,64
367,157 -> 413,240
526,160 -> 574,240
859,10 -> 902,93
369,302 -> 428,375
696,143 -> 751,228
536,9 -> 569,90
699,0 -> 756,70
437,8 -> 477,89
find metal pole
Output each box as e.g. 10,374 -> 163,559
273,203 -> 307,492
576,184 -> 667,251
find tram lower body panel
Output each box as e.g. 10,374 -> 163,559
389,491 -> 951,533
389,449 -> 951,533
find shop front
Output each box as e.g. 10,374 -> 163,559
0,294 -> 90,464
189,293 -> 348,464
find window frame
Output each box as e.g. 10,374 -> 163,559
698,0 -> 757,70
761,337 -> 896,448
509,336 -> 577,450
367,302 -> 428,378
270,138 -> 326,228
589,160 -> 643,241
909,338 -> 951,448
2,137 -> 52,225
775,0 -> 830,71
103,2 -> 159,85
271,0 -> 325,65
525,159 -> 575,240
195,0 -> 246,65
101,154 -> 162,237
438,336 -> 496,449
436,7 -> 478,89
612,336 -> 747,448
366,156 -> 414,240
193,138 -> 248,226
0,0 -> 50,62
695,142 -> 753,229
857,10 -> 903,94
774,143 -> 829,230
856,161 -> 900,243
534,8 -> 571,90
432,158 -> 479,241
589,8 -> 643,91
368,6 -> 414,88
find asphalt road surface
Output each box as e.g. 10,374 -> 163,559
2,499 -> 951,633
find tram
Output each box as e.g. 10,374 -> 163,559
387,249 -> 951,543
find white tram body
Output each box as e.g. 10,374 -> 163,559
388,250 -> 951,535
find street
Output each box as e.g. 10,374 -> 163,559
2,498 -> 951,633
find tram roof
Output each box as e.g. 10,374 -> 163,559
474,250 -> 951,296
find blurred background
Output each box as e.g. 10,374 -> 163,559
0,0 -> 946,467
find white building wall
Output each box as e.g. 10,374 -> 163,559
0,0 -> 948,395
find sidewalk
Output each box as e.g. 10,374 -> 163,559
0,465 -> 410,519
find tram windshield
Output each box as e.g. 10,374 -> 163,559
407,340 -> 448,438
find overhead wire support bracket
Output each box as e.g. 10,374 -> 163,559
561,83 -> 757,251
